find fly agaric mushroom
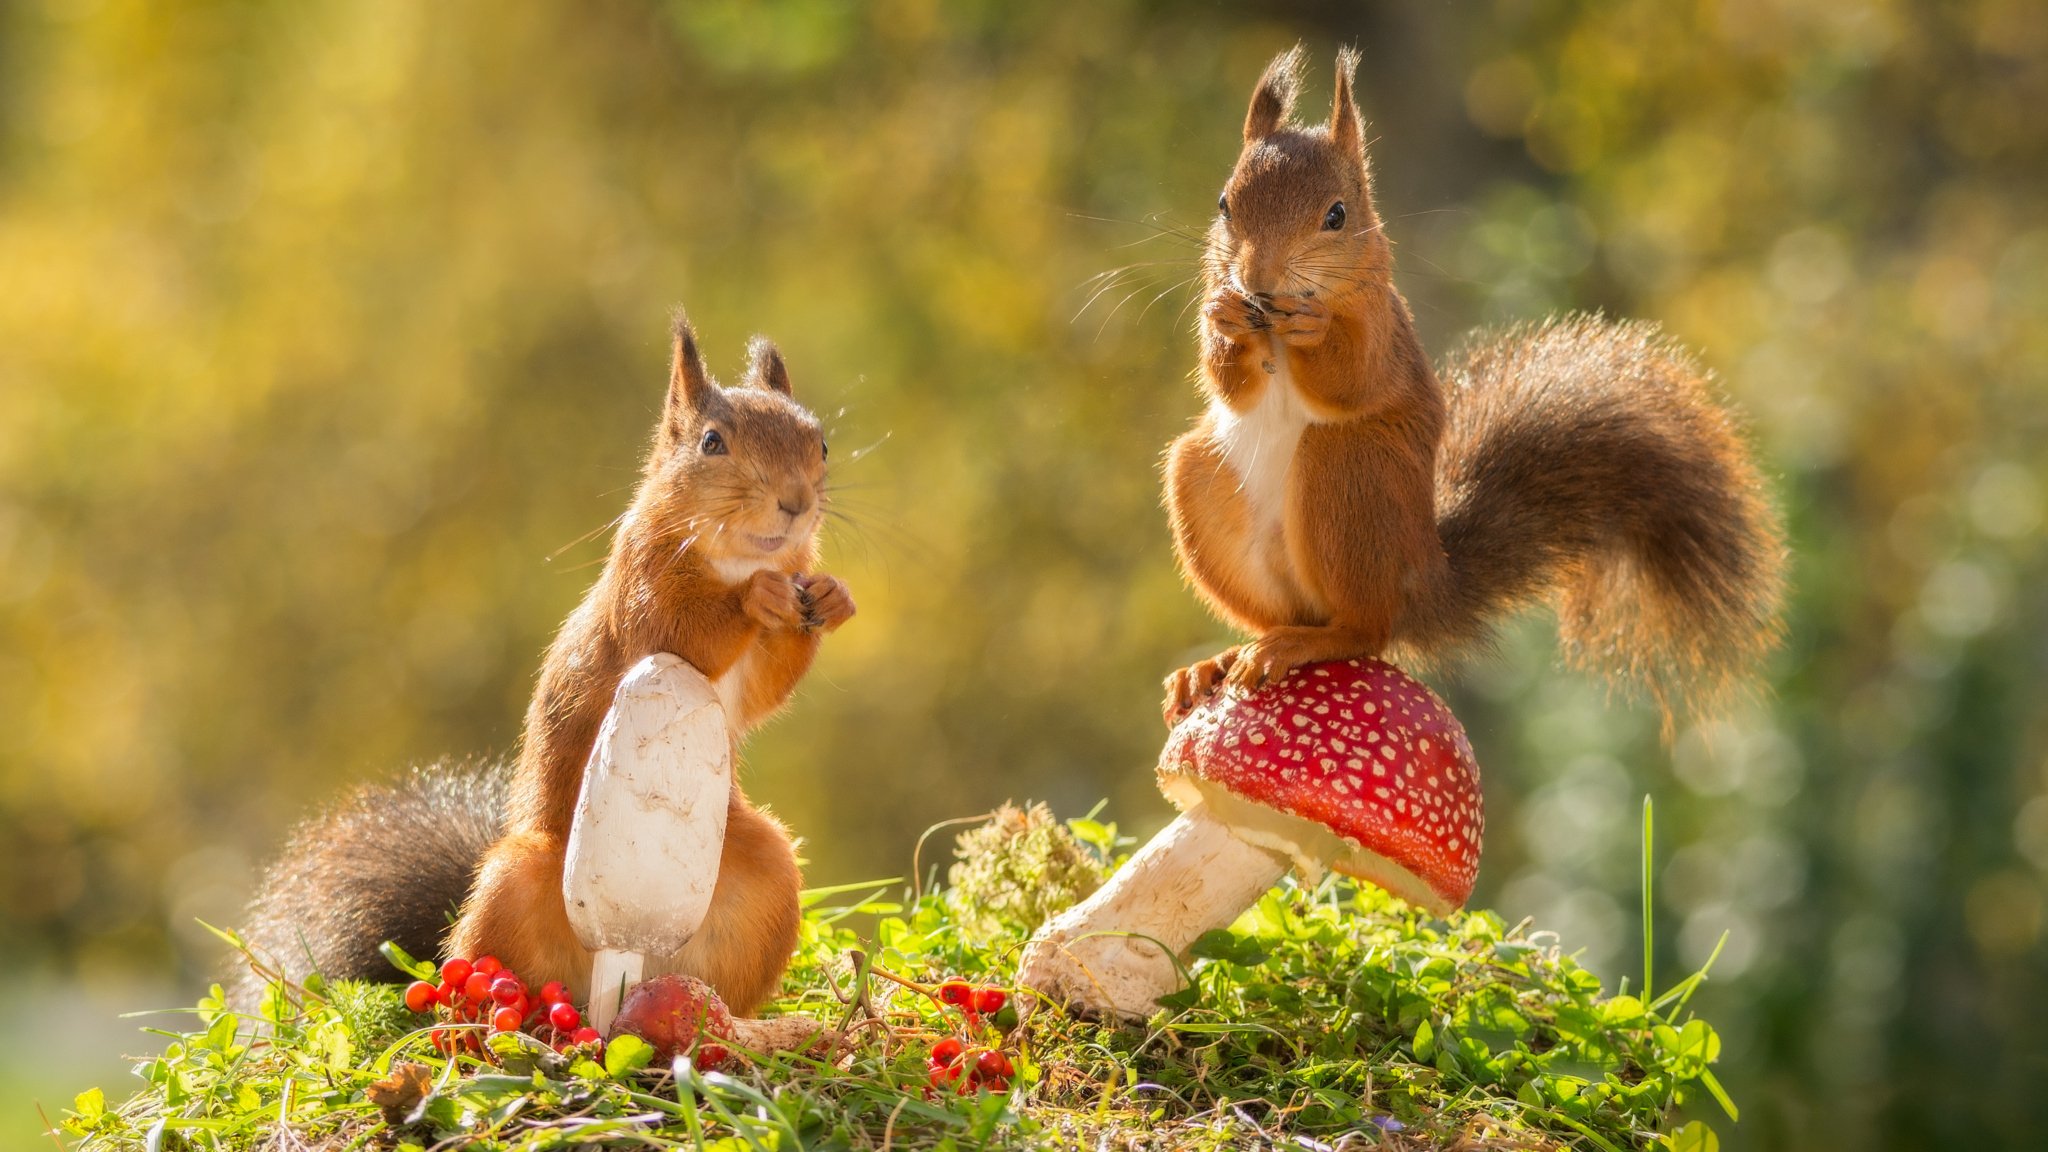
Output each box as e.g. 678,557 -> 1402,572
1018,658 -> 1483,1019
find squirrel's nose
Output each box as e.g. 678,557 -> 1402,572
1237,244 -> 1285,297
777,494 -> 810,520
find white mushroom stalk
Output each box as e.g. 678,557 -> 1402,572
1019,658 -> 1485,1020
563,654 -> 732,1032
1016,803 -> 1289,1020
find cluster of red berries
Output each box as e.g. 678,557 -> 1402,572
924,981 -> 1015,1094
402,955 -> 602,1056
935,980 -> 1007,1017
926,1038 -> 1014,1094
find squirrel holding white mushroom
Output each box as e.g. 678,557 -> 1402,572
236,313 -> 852,1015
1161,46 -> 1784,726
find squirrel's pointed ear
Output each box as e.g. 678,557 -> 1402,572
1244,44 -> 1304,141
1331,47 -> 1363,155
666,308 -> 718,419
745,335 -> 791,396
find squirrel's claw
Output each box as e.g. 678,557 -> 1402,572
1203,293 -> 1268,342
1266,295 -> 1330,347
795,573 -> 856,634
1162,648 -> 1239,728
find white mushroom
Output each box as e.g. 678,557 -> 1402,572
562,653 -> 731,1032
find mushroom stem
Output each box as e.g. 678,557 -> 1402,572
1017,803 -> 1288,1019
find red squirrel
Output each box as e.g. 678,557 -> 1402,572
1163,47 -> 1784,728
238,313 -> 852,1015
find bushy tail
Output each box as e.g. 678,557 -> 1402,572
230,761 -> 507,1006
1402,315 -> 1786,725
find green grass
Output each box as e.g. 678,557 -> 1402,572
57,808 -> 1733,1150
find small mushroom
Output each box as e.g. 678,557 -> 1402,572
1017,658 -> 1484,1019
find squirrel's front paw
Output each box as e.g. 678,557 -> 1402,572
744,570 -> 808,630
1162,648 -> 1239,728
1267,294 -> 1329,347
1224,638 -> 1302,694
794,573 -> 856,634
1202,292 -> 1269,343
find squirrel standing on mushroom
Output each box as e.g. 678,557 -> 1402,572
1019,50 -> 1788,1019
1162,46 -> 1784,728
236,313 -> 853,1016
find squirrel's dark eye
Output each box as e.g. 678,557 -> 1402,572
1217,192 -> 1230,219
700,428 -> 727,456
1323,201 -> 1346,231
821,440 -> 829,461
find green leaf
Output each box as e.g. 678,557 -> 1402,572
1600,995 -> 1647,1027
1413,1019 -> 1435,1061
201,1011 -> 237,1055
1664,1120 -> 1720,1152
1700,1069 -> 1741,1122
1641,795 -> 1655,1005
72,1087 -> 106,1122
605,1033 -> 655,1078
1188,929 -> 1267,966
1066,817 -> 1116,855
379,940 -> 437,982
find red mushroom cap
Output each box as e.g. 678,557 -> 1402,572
1158,658 -> 1483,912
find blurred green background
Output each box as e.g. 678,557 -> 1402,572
3,0 -> 2045,1147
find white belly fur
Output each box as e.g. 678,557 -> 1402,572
704,553 -> 772,733
1211,346 -> 1315,542
1208,346 -> 1320,612
712,645 -> 754,734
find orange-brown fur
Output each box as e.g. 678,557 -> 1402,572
1163,48 -> 1784,730
446,313 -> 852,1014
236,316 -> 849,1013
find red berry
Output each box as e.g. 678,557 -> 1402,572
549,1002 -> 581,1032
430,1028 -> 453,1054
973,988 -> 1007,1015
538,981 -> 570,1005
697,1042 -> 730,1071
929,1037 -> 964,1066
403,981 -> 436,1013
927,1059 -> 962,1087
473,955 -> 503,977
571,1026 -> 601,1046
463,971 -> 493,1001
492,1005 -> 523,1033
936,980 -> 973,1007
440,958 -> 472,986
436,978 -> 460,1003
490,977 -> 523,1005
974,1050 -> 1014,1079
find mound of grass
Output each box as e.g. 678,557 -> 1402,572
57,808 -> 1732,1150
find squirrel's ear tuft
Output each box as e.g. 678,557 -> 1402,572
667,307 -> 718,421
746,335 -> 791,396
1331,46 -> 1363,155
1244,44 -> 1304,142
